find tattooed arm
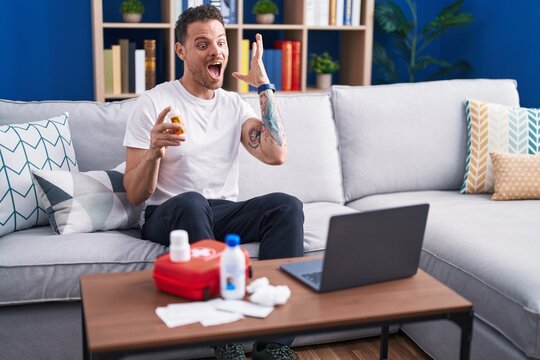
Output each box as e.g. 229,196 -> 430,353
232,33 -> 287,165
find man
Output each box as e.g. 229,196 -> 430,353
123,4 -> 303,360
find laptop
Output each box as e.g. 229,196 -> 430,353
280,204 -> 429,292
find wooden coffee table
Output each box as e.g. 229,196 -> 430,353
81,257 -> 473,360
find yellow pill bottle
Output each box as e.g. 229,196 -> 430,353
169,108 -> 185,135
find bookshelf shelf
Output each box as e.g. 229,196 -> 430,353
91,0 -> 374,102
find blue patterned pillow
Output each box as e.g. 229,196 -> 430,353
0,113 -> 77,237
32,163 -> 141,234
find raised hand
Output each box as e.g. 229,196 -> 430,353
232,33 -> 271,88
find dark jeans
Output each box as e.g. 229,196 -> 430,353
142,191 -> 305,260
142,191 -> 305,347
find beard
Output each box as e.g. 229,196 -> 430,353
185,60 -> 226,90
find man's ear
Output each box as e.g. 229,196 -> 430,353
175,42 -> 185,61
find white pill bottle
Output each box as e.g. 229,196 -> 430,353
169,230 -> 191,263
220,234 -> 246,300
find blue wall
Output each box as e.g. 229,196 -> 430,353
0,1 -> 93,101
1,0 -> 539,106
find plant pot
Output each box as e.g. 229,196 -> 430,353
256,13 -> 275,24
123,13 -> 142,23
316,73 -> 332,90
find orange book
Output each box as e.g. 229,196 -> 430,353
291,41 -> 301,91
274,41 -> 293,91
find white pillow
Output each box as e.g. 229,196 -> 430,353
0,113 -> 77,237
32,162 -> 141,235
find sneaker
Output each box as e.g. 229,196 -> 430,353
251,342 -> 299,360
213,343 -> 246,360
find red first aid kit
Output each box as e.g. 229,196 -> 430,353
153,239 -> 252,301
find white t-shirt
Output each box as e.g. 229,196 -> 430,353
123,80 -> 258,206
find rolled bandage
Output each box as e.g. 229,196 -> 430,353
247,277 -> 270,294
249,284 -> 291,307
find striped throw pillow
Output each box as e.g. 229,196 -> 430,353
461,99 -> 540,194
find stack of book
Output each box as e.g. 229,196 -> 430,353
306,0 -> 362,26
103,39 -> 155,96
241,40 -> 302,93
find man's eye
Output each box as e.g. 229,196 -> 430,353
197,43 -> 207,49
218,42 -> 226,47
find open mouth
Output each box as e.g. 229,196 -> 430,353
208,63 -> 222,80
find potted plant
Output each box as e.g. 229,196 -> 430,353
373,0 -> 473,83
252,0 -> 279,24
120,0 -> 144,23
309,52 -> 339,89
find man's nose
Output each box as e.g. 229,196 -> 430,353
208,43 -> 222,57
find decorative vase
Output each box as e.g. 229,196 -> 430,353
316,73 -> 332,90
256,13 -> 275,24
123,13 -> 142,23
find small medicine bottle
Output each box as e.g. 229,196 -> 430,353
169,230 -> 191,263
169,108 -> 185,135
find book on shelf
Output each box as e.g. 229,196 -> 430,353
111,45 -> 121,94
221,0 -> 237,24
343,0 -> 352,25
119,39 -> 130,94
174,0 -> 183,22
329,0 -> 337,25
291,41 -> 301,91
273,49 -> 282,91
144,39 -> 156,91
336,0 -> 344,26
352,0 -> 362,26
274,41 -> 300,91
305,0 -> 315,26
103,49 -> 113,94
319,0 -> 330,26
240,39 -> 250,93
128,42 -> 136,93
135,49 -> 146,94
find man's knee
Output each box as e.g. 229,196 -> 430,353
264,193 -> 304,215
168,191 -> 210,214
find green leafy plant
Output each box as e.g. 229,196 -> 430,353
252,0 -> 279,15
373,0 -> 473,83
120,0 -> 144,15
309,52 -> 340,74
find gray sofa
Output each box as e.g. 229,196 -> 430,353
0,79 -> 538,360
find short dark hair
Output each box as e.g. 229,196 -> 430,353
175,5 -> 224,44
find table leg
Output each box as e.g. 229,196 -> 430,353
82,303 -> 90,360
380,325 -> 389,360
448,310 -> 474,360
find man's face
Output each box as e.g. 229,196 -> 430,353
177,19 -> 228,90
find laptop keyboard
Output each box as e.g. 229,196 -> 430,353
301,271 -> 322,286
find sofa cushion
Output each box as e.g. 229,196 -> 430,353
0,113 -> 78,237
238,93 -> 344,204
331,79 -> 520,202
461,99 -> 540,194
490,152 -> 540,200
32,162 -> 141,234
348,190 -> 540,358
0,226 -> 166,305
0,98 -> 138,172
